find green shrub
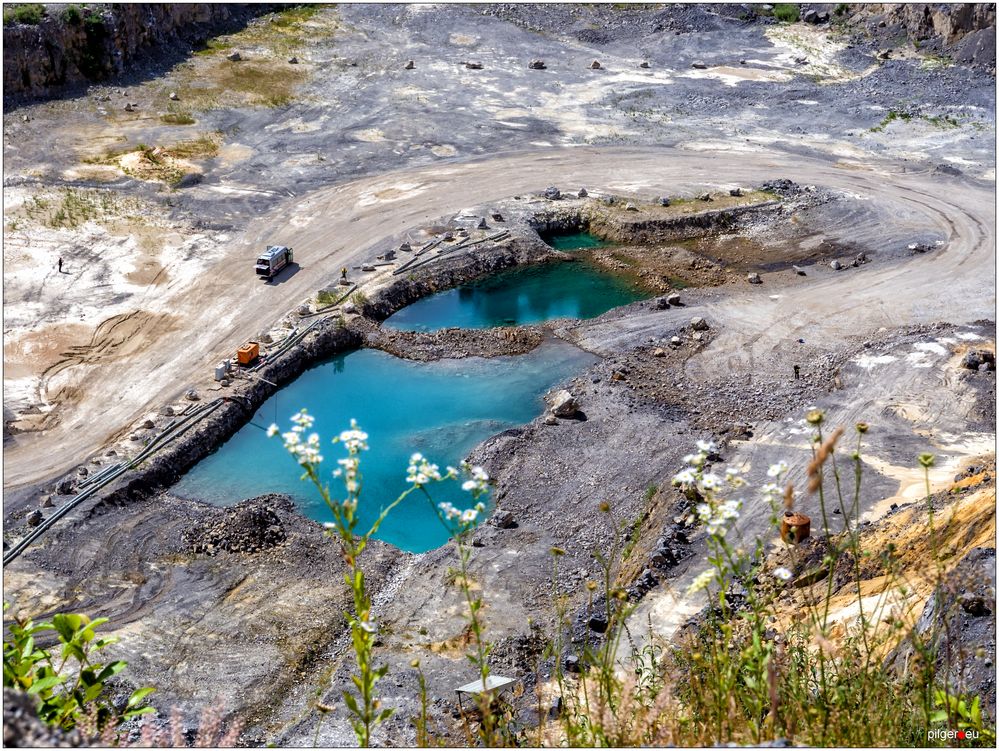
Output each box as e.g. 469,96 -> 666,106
3,604 -> 155,732
60,4 -> 82,24
834,3 -> 850,16
159,112 -> 196,126
4,4 -> 46,25
773,3 -> 800,23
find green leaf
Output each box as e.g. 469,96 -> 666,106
124,706 -> 156,720
27,675 -> 63,694
84,683 -> 104,703
96,661 -> 127,683
127,686 -> 156,708
51,614 -> 76,643
342,691 -> 359,714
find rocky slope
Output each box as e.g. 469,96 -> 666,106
836,3 -> 996,70
3,3 -> 277,103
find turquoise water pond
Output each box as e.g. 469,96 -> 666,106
173,341 -> 597,552
384,260 -> 646,332
539,230 -> 611,251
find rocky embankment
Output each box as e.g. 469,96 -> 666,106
843,3 -> 996,70
364,324 -> 546,362
3,3 -> 276,103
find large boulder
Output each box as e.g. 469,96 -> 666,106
962,350 -> 996,371
548,389 -> 579,418
690,317 -> 709,331
543,186 -> 561,200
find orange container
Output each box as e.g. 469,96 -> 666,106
780,511 -> 811,544
237,341 -> 259,365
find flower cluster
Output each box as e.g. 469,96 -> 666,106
268,410 -> 324,466
406,453 -> 457,487
460,461 -> 490,499
672,440 -> 747,538
336,420 -> 369,453
325,420 -> 369,497
438,500 -> 487,527
695,497 -> 742,537
686,568 -> 716,595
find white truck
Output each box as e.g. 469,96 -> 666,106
255,245 -> 294,280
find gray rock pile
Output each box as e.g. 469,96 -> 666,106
184,495 -> 290,555
962,349 -> 995,371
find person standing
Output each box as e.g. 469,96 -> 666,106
57,257 -> 63,273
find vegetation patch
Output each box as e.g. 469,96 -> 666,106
83,133 -> 222,186
3,3 -> 45,26
159,112 -> 196,126
160,5 -> 335,110
8,188 -> 147,230
870,109 -> 914,132
772,3 -> 801,23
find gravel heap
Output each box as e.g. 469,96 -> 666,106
184,494 -> 291,556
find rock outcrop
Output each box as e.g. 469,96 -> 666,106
3,4 -> 275,103
839,3 -> 996,70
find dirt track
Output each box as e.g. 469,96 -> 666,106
3,146 -> 994,491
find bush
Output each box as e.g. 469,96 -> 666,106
773,3 -> 800,23
159,112 -> 196,126
3,604 -> 155,732
4,4 -> 46,25
834,3 -> 850,16
60,4 -> 82,24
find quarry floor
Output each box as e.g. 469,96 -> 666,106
2,4 -> 996,746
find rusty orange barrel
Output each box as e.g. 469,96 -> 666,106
780,511 -> 811,544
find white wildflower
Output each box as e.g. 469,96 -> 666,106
686,568 -> 715,595
460,465 -> 490,496
696,439 -> 717,454
460,509 -> 478,525
672,468 -> 697,486
699,473 -> 721,491
438,502 -> 462,521
720,499 -> 742,520
407,454 -> 443,487
767,461 -> 789,478
337,419 -> 369,453
773,567 -> 793,581
266,424 -> 280,437
683,452 -> 706,468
